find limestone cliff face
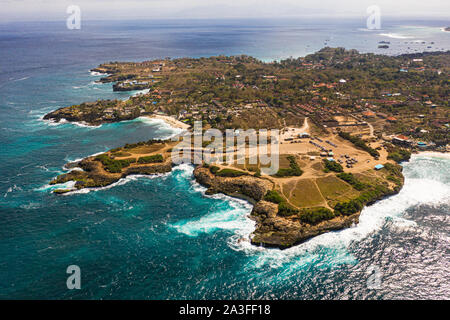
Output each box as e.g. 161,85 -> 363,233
124,163 -> 172,176
193,167 -> 273,203
193,166 -> 367,249
43,105 -> 139,126
250,203 -> 359,249
51,158 -> 172,191
43,107 -> 87,123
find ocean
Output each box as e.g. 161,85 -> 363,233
0,18 -> 449,299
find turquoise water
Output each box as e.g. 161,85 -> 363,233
0,19 -> 449,299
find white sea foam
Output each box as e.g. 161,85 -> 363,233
131,89 -> 150,97
169,154 -> 450,269
41,117 -> 102,129
72,121 -> 102,128
255,157 -> 449,268
133,117 -> 186,139
13,76 -> 30,82
379,33 -> 413,39
62,172 -> 171,195
357,28 -> 382,32
170,164 -> 255,239
171,198 -> 254,237
42,118 -> 68,126
64,151 -> 105,164
3,184 -> 22,197
90,71 -> 108,76
36,181 -> 76,192
415,152 -> 450,160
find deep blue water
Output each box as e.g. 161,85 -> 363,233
0,19 -> 449,299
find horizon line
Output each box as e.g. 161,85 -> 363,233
1,14 -> 449,24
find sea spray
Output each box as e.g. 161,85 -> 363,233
58,172 -> 172,195
170,164 -> 255,239
172,154 -> 450,272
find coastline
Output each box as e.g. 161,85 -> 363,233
42,48 -> 448,249
414,151 -> 450,159
146,115 -> 191,131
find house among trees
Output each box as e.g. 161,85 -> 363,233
392,135 -> 412,146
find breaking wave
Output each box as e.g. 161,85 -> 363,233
170,153 -> 450,270
379,33 -> 413,39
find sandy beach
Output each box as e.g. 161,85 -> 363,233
147,114 -> 191,130
414,151 -> 450,159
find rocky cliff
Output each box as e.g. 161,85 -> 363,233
193,166 -> 272,203
51,157 -> 172,193
250,200 -> 359,248
193,165 -> 401,249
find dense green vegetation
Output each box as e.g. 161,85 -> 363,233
111,151 -> 132,157
387,146 -> 411,163
209,166 -> 247,177
209,165 -> 220,174
336,172 -> 366,190
323,159 -> 344,173
216,168 -> 247,177
95,154 -> 136,173
338,131 -> 380,158
334,184 -> 391,216
383,162 -> 404,189
264,190 -> 284,204
384,162 -> 403,176
299,207 -> 336,224
123,139 -> 165,149
274,156 -> 303,177
137,154 -> 164,164
387,174 -> 403,186
277,202 -> 299,217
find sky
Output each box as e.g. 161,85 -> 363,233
0,0 -> 449,22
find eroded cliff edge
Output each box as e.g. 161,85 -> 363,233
49,138 -> 405,249
193,165 -> 403,249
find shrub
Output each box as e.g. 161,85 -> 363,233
95,154 -> 136,173
338,131 -> 380,158
387,148 -> 411,163
274,155 -> 303,177
384,162 -> 403,175
387,175 -> 402,186
264,190 -> 284,204
124,141 -> 146,149
111,151 -> 132,157
137,154 -> 164,164
215,168 -> 247,177
323,159 -> 343,173
334,184 -> 392,216
336,172 -> 366,190
334,199 -> 363,216
209,166 -> 220,174
300,207 -> 335,224
278,202 -> 299,216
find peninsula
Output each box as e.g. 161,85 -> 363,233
46,48 -> 449,248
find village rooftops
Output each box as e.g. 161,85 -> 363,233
393,135 -> 410,141
362,110 -> 376,117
